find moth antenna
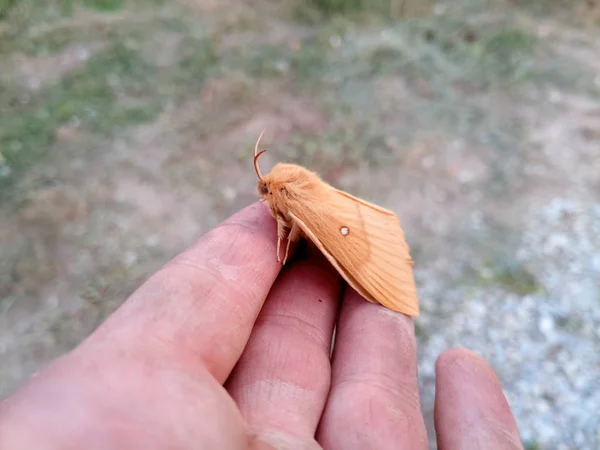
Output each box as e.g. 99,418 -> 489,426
254,129 -> 267,181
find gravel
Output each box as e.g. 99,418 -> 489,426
418,197 -> 600,450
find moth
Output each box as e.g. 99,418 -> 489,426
253,131 -> 420,316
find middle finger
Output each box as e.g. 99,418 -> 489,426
226,245 -> 341,448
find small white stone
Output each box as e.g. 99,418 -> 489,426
329,35 -> 342,48
422,155 -> 435,169
479,267 -> 494,279
222,185 -> 236,202
434,4 -> 447,15
457,170 -> 475,183
470,210 -> 484,229
591,255 -> 600,272
145,235 -> 160,247
340,226 -> 349,236
549,90 -> 562,104
0,165 -> 11,177
539,315 -> 554,336
275,59 -> 289,73
545,233 -> 570,254
75,46 -> 90,61
124,251 -> 137,267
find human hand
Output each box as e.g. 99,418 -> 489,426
0,203 -> 523,450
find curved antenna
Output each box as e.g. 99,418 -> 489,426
254,129 -> 267,181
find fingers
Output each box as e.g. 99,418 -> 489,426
79,202 -> 283,382
317,289 -> 428,450
0,202 -> 282,450
226,245 -> 341,449
434,348 -> 524,450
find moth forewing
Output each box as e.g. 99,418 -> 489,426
289,210 -> 384,307
287,186 -> 419,316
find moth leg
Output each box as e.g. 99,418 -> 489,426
276,218 -> 290,264
282,220 -> 301,266
276,235 -> 281,263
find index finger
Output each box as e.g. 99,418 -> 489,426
79,202 -> 282,383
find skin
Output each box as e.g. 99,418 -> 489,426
0,202 -> 524,450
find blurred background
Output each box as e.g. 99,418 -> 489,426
1,0 -> 599,448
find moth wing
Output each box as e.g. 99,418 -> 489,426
288,187 -> 419,316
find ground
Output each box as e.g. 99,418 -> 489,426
0,0 -> 599,449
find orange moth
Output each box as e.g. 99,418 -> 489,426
253,131 -> 420,316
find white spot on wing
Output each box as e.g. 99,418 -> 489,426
340,226 -> 349,236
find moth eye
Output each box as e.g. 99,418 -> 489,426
261,185 -> 268,194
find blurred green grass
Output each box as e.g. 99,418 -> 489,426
477,259 -> 542,296
1,0 -> 594,205
296,0 -> 435,21
1,43 -> 160,188
0,1 -> 218,201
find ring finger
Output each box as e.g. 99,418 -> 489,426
317,288 -> 428,450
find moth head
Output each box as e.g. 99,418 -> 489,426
257,180 -> 269,195
253,130 -> 319,204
